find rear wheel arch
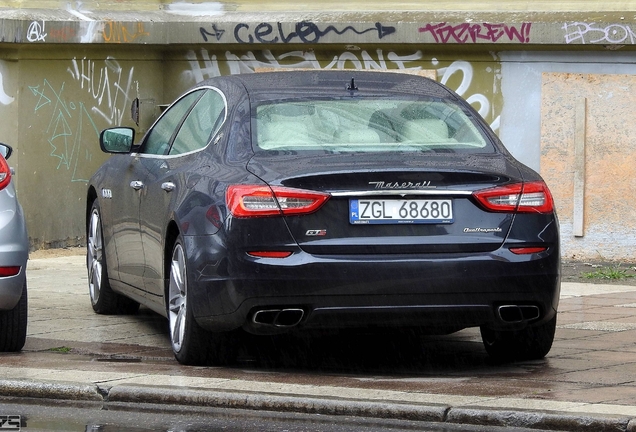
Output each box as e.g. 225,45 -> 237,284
86,187 -> 98,230
164,220 -> 181,299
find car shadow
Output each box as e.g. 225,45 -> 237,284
232,329 -> 496,375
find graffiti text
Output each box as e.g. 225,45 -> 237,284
67,57 -> 136,126
418,22 -> 531,44
563,22 -> 636,44
103,21 -> 149,43
28,79 -> 99,182
224,21 -> 396,44
27,20 -> 47,42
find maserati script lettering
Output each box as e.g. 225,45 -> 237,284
369,181 -> 433,189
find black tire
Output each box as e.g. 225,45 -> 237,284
87,200 -> 140,315
167,237 -> 234,365
0,280 -> 27,352
480,314 -> 557,362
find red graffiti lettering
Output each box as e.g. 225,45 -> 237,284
418,22 -> 532,44
49,27 -> 76,41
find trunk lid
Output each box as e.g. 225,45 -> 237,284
247,153 -> 522,255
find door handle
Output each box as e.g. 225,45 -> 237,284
130,180 -> 144,190
161,182 -> 176,192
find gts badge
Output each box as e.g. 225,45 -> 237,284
306,229 -> 327,237
102,188 -> 113,199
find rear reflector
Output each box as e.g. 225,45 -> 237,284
0,266 -> 20,277
473,181 -> 554,214
509,247 -> 548,255
247,251 -> 293,258
227,185 -> 330,217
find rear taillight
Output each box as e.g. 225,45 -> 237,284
473,181 -> 554,214
0,266 -> 20,277
226,185 -> 330,218
0,156 -> 11,191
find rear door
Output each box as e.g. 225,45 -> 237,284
140,88 -> 227,299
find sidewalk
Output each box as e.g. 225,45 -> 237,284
2,254 -> 636,431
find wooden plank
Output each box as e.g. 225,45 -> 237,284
573,97 -> 586,237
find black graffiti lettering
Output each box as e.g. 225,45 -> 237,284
200,24 -> 226,42
254,22 -> 277,43
234,23 -> 253,43
230,21 -> 396,44
276,22 -> 296,43
297,21 -> 320,43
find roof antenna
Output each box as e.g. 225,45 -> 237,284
346,77 -> 358,94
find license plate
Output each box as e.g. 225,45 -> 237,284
350,199 -> 453,224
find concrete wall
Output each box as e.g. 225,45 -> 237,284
1,1 -> 636,261
2,47 -> 164,248
499,52 -> 636,260
541,72 -> 636,261
2,45 -> 503,250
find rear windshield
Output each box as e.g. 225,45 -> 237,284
253,97 -> 494,153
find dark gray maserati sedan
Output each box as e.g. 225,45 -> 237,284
86,70 -> 560,365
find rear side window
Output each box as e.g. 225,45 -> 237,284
170,89 -> 227,156
142,90 -> 204,155
254,98 -> 493,153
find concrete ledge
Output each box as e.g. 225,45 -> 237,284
447,407 -> 631,432
0,379 -> 103,401
107,384 -> 450,422
1,8 -> 635,47
2,379 -> 636,431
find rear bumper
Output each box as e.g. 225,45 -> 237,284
0,268 -> 26,310
0,190 -> 28,310
185,234 -> 560,334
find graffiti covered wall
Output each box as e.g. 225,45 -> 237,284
15,49 -> 163,248
6,44 -> 502,249
169,48 -> 503,129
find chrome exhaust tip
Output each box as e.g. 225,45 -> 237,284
252,308 -> 304,327
274,308 -> 304,327
497,305 -> 540,323
252,309 -> 281,325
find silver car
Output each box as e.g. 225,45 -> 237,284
0,143 -> 28,352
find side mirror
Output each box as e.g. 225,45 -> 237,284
0,143 -> 13,160
100,127 -> 135,154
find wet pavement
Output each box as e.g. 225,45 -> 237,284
2,254 -> 636,431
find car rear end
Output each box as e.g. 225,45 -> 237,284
0,155 -> 28,312
193,72 -> 559,344
0,146 -> 29,352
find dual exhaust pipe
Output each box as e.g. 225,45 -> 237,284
252,308 -> 304,327
497,304 -> 540,323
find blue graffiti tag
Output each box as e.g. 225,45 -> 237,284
28,79 -> 99,182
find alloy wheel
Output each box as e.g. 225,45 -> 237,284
87,208 -> 103,306
168,242 -> 187,353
